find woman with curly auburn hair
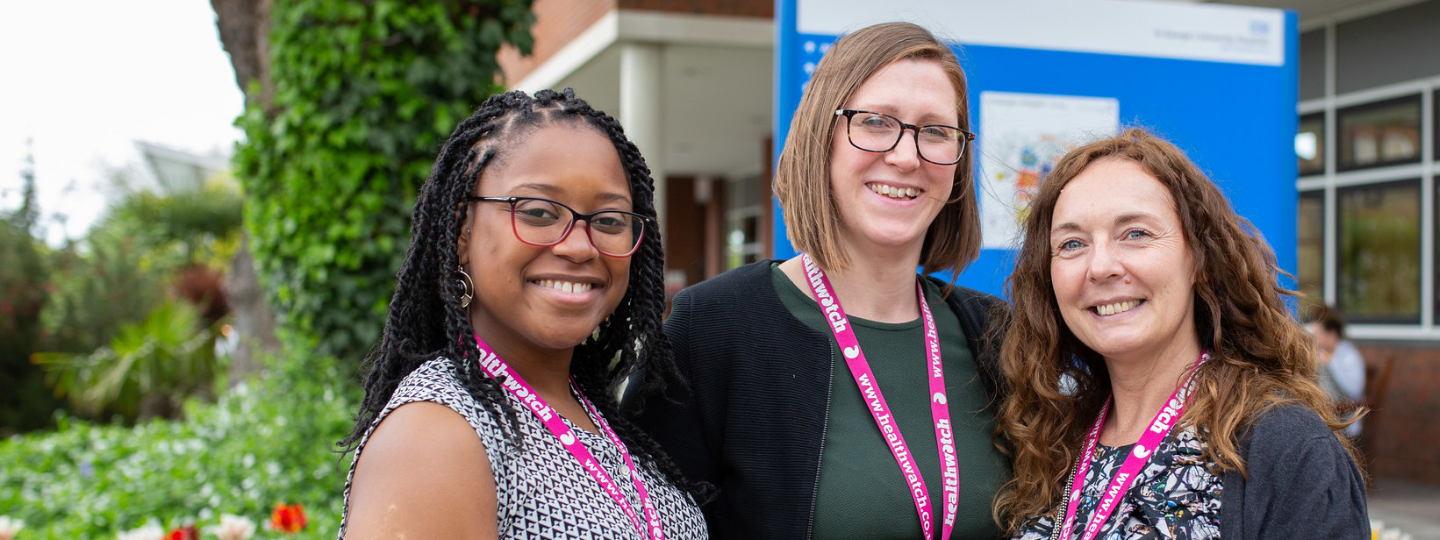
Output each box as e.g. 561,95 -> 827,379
994,128 -> 1367,540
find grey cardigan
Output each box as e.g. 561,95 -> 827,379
1218,402 -> 1369,539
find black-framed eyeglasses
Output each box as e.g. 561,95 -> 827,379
465,196 -> 650,258
835,109 -> 975,165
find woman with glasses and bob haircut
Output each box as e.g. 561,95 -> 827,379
338,88 -> 706,540
994,128 -> 1367,539
629,22 -> 1009,540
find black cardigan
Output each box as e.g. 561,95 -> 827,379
629,260 -> 1006,540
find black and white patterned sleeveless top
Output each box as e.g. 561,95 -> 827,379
1012,425 -> 1223,540
339,358 -> 709,539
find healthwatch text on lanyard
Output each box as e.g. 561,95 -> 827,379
472,334 -> 665,540
1056,352 -> 1208,540
800,254 -> 959,540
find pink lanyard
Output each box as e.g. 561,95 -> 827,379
800,254 -> 959,540
1058,353 -> 1208,540
472,334 -> 665,540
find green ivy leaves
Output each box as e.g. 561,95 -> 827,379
234,0 -> 534,361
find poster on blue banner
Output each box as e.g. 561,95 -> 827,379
979,92 -> 1119,250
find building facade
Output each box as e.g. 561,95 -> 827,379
1283,0 -> 1440,484
498,0 -> 775,297
501,0 -> 1440,484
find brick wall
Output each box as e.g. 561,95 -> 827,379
618,0 -> 772,17
498,0 -> 617,86
1353,344 -> 1440,485
499,0 -> 774,86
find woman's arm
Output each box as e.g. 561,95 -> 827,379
344,402 -> 497,540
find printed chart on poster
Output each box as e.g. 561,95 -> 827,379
774,0 -> 1299,296
978,92 -> 1119,250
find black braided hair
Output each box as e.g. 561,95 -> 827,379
340,88 -> 694,496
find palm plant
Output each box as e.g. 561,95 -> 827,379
33,299 -> 221,421
32,177 -> 243,423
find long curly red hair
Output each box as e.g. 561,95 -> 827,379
992,128 -> 1358,532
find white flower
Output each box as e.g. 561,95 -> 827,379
206,514 -> 256,540
0,515 -> 25,540
116,522 -> 164,540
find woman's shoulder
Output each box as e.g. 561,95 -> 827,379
354,357 -> 506,458
675,259 -> 777,299
386,358 -> 487,422
1221,402 -> 1369,539
358,401 -> 491,472
667,260 -> 791,332
341,359 -> 500,539
925,278 -> 1008,393
1242,401 -> 1338,447
1231,401 -> 1359,487
923,277 -> 1007,319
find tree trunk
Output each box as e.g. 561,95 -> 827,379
211,0 -> 274,107
213,0 -> 281,383
224,232 -> 280,382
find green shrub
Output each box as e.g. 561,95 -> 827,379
33,298 -> 222,422
0,352 -> 359,539
28,183 -> 244,426
103,179 -> 244,269
38,181 -> 240,360
0,202 -> 64,436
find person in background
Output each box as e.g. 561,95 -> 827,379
1306,303 -> 1366,438
339,89 -> 706,540
629,21 -> 1009,540
995,128 -> 1367,539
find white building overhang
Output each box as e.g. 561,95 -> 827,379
511,10 -> 775,180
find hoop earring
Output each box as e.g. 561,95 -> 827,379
457,266 -> 474,308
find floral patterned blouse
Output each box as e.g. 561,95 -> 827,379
1012,425 -> 1223,540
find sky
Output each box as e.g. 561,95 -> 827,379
0,1 -> 245,245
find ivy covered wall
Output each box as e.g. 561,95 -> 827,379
235,0 -> 534,361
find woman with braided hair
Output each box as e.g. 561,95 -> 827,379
338,88 -> 707,540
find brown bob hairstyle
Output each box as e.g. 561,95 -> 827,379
992,128 -> 1357,531
773,21 -> 980,277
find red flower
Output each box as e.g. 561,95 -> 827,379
165,525 -> 199,540
270,503 -> 307,534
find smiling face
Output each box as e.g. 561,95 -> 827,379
1049,158 -> 1199,366
829,58 -> 958,258
458,124 -> 632,361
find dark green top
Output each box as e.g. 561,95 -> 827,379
771,263 -> 1007,539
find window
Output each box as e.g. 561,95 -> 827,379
1435,178 -> 1440,322
1297,113 -> 1325,176
1336,180 -> 1421,323
1297,190 -> 1324,309
724,175 -> 763,269
1337,95 -> 1422,171
1298,19 -> 1440,339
